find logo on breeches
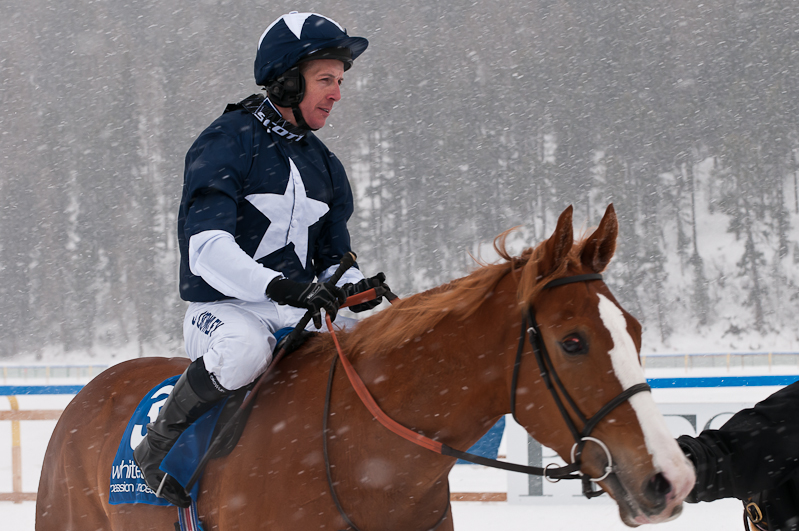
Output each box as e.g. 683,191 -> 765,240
192,311 -> 224,336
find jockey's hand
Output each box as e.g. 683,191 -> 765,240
342,272 -> 389,313
267,278 -> 346,328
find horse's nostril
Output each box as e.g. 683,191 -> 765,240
645,472 -> 672,501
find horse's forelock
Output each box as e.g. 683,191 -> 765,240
516,232 -> 594,308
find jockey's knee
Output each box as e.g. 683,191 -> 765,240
201,321 -> 275,391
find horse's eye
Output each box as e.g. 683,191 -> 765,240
560,335 -> 587,355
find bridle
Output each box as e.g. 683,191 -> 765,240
321,272 -> 652,530
511,273 -> 651,498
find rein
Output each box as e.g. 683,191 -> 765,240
322,272 -> 653,525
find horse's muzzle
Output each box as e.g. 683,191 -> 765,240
603,468 -> 691,527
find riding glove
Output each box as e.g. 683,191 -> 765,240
342,272 -> 389,312
266,277 -> 346,328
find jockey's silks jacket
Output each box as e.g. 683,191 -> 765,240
177,96 -> 357,302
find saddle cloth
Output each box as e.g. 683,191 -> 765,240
108,328 -> 304,506
108,375 -> 227,506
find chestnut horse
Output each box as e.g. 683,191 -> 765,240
36,204 -> 695,530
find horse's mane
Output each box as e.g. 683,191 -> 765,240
345,229 -> 590,357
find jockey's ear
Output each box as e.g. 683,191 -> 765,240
537,205 -> 574,279
580,204 -> 618,273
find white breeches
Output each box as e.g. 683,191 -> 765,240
183,299 -> 355,390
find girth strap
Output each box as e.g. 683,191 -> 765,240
323,345 -> 453,531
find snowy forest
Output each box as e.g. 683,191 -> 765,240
1,0 -> 798,359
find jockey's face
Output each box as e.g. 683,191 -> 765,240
278,59 -> 344,131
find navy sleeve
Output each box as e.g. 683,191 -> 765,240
679,381 -> 799,501
718,382 -> 799,496
184,192 -> 239,238
182,122 -> 252,238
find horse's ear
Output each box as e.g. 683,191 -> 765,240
538,205 -> 574,277
581,204 -> 618,273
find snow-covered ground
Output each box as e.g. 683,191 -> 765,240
0,463 -> 748,531
447,464 -> 744,530
1,361 -> 790,530
0,496 -> 745,531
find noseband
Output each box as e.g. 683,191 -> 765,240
510,273 -> 651,498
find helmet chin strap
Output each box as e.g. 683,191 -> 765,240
291,105 -> 317,131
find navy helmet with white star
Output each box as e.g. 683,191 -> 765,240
254,12 -> 368,87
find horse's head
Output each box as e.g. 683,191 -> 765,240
513,204 -> 695,526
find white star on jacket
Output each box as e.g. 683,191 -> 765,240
245,158 -> 329,266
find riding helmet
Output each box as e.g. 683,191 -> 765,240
254,12 -> 368,108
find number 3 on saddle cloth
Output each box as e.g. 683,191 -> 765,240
109,374 -> 227,507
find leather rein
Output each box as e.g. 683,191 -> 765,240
321,273 -> 652,529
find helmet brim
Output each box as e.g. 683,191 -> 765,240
301,36 -> 368,64
299,46 -> 354,71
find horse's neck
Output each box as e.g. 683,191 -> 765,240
357,276 -> 520,455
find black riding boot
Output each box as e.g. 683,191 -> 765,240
133,358 -> 229,507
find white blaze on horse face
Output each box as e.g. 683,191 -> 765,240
596,294 -> 695,518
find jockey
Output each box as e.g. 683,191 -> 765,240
677,381 -> 799,530
133,12 -> 387,507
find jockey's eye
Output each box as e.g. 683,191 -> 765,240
560,335 -> 587,355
